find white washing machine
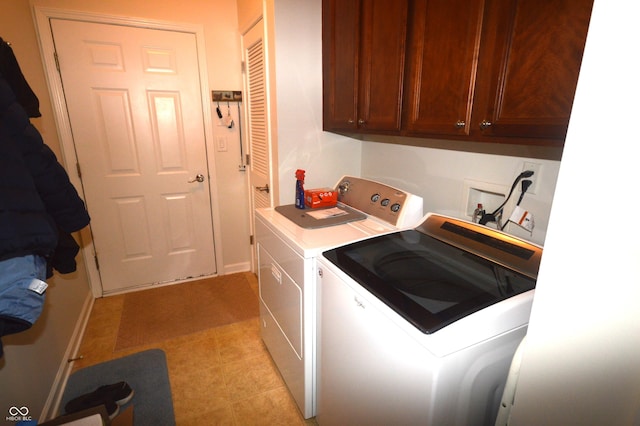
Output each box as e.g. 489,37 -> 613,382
316,213 -> 543,425
255,176 -> 423,418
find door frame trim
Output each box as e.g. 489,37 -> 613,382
33,6 -> 224,296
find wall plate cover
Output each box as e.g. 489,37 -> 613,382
522,161 -> 542,195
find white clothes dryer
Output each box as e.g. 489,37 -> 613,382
255,176 -> 423,418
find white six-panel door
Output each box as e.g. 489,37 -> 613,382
51,19 -> 217,292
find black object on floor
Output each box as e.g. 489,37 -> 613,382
61,349 -> 175,426
64,381 -> 133,419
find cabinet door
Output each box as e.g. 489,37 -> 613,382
473,0 -> 593,141
322,0 -> 408,133
322,0 -> 359,131
403,0 -> 485,136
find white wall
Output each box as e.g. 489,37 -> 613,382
362,143 -> 559,245
1,265 -> 92,422
509,1 -> 640,424
270,0 -> 361,203
211,103 -> 252,273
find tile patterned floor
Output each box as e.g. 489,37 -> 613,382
72,273 -> 316,425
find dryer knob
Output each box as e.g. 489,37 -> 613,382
338,181 -> 350,196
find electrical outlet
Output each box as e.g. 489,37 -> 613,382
522,161 -> 541,195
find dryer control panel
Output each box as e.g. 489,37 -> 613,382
335,176 -> 423,228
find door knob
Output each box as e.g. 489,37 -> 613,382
188,174 -> 205,183
256,184 -> 270,193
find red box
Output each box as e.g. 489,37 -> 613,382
304,188 -> 338,208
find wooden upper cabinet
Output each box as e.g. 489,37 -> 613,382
322,0 -> 592,146
403,0 -> 485,137
322,0 -> 408,133
472,0 -> 593,141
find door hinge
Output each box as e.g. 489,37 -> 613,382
249,235 -> 254,245
54,51 -> 60,72
241,61 -> 246,74
76,162 -> 82,178
94,253 -> 100,270
245,154 -> 250,166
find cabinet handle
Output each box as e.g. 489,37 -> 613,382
358,119 -> 366,125
455,120 -> 465,129
347,118 -> 354,124
479,120 -> 492,130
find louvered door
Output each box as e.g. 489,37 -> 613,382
244,19 -> 273,210
242,18 -> 275,271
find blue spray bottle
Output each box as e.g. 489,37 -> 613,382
295,169 -> 305,209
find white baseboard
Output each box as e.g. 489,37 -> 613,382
39,292 -> 95,422
223,262 -> 251,275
